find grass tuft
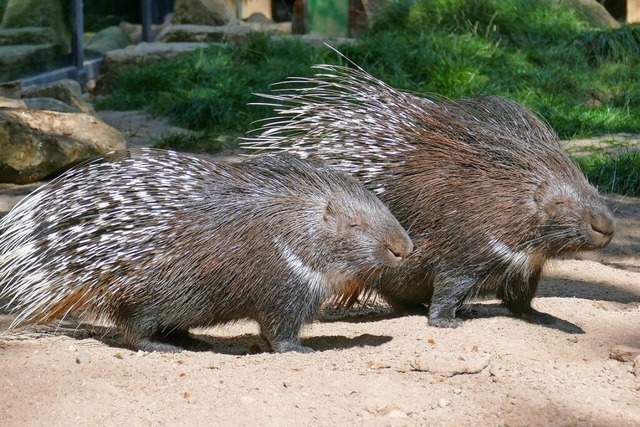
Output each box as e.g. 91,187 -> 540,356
574,151 -> 640,196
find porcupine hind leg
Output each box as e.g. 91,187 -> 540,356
383,296 -> 429,316
122,323 -> 187,353
500,273 -> 554,325
156,328 -> 214,351
114,305 -> 186,352
427,273 -> 477,328
134,329 -> 213,353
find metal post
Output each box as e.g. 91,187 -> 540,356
236,0 -> 244,19
71,0 -> 85,80
142,0 -> 152,42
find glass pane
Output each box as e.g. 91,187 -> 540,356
0,0 -> 74,82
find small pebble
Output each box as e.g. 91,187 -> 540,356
438,398 -> 449,408
76,352 -> 91,364
387,410 -> 408,418
411,351 -> 491,376
609,345 -> 640,362
634,356 -> 640,378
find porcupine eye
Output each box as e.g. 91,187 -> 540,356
349,214 -> 364,229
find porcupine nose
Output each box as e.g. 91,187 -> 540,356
586,208 -> 615,248
385,233 -> 413,266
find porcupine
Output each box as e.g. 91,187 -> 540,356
242,61 -> 615,328
0,148 -> 413,352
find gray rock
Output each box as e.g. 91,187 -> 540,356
387,410 -> 409,418
156,24 -> 252,43
173,0 -> 235,26
85,25 -> 132,55
243,20 -> 291,34
411,351 -> 491,377
120,20 -> 169,44
23,79 -> 94,116
76,352 -> 91,364
104,41 -> 210,63
95,42 -> 209,94
562,0 -> 619,29
23,97 -> 82,113
0,81 -> 22,99
609,345 -> 640,362
0,108 -> 126,184
271,34 -> 357,46
0,97 -> 26,109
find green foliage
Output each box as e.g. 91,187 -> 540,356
98,0 -> 640,163
574,151 -> 640,197
97,36 -> 338,135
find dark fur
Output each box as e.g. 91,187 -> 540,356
0,149 -> 412,352
243,63 -> 615,327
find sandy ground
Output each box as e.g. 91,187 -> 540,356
0,112 -> 639,426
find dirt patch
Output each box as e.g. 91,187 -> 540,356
1,197 -> 639,425
0,114 -> 639,425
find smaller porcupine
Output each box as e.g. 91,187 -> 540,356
243,61 -> 615,327
0,149 -> 412,353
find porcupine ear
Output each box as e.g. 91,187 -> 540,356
323,199 -> 336,222
533,181 -> 548,205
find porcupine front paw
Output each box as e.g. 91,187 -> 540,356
273,341 -> 314,353
427,315 -> 462,328
136,338 -> 183,353
427,297 -> 463,328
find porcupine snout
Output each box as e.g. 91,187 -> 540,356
585,207 -> 615,248
382,231 -> 413,267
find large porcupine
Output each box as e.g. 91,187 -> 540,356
243,62 -> 615,327
0,148 -> 412,352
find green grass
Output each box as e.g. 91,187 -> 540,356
97,37 -> 340,144
96,0 -> 640,193
574,151 -> 640,196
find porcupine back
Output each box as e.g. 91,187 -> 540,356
243,62 -> 615,327
0,149 -> 412,352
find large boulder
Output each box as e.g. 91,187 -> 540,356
0,109 -> 126,184
563,0 -> 620,28
84,25 -> 132,55
94,42 -> 209,94
172,0 -> 235,26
